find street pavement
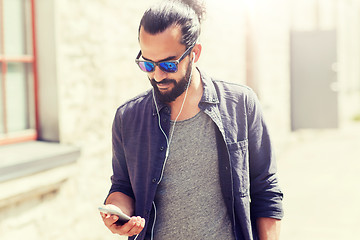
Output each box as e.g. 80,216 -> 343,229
277,122 -> 360,239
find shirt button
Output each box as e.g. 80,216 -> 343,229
160,146 -> 165,151
152,178 -> 157,183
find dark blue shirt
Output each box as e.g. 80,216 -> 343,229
108,69 -> 284,240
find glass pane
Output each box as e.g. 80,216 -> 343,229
24,0 -> 33,55
0,64 -> 4,134
6,63 -> 29,132
3,0 -> 27,55
26,63 -> 35,129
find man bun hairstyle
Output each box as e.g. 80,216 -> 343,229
180,0 -> 206,24
139,0 -> 206,48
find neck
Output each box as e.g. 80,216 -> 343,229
169,67 -> 202,121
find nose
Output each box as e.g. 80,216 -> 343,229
152,65 -> 167,82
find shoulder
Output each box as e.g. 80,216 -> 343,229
212,79 -> 258,105
115,89 -> 153,118
206,77 -> 261,118
200,69 -> 256,100
199,69 -> 260,115
212,79 -> 253,94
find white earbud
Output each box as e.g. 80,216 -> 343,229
192,52 -> 196,63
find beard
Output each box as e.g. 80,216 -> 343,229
150,61 -> 192,103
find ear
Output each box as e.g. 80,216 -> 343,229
192,43 -> 202,63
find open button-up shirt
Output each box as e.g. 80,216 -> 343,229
108,69 -> 284,240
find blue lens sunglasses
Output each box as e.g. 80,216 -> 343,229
135,43 -> 195,73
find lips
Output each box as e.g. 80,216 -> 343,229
151,78 -> 176,91
156,82 -> 172,90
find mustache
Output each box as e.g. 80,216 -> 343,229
150,78 -> 176,85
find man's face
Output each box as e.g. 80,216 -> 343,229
149,61 -> 192,103
138,26 -> 193,103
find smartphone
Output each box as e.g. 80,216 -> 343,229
99,205 -> 131,225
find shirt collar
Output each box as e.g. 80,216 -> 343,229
151,90 -> 168,116
198,68 -> 219,105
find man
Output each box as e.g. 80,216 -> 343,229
101,0 -> 284,239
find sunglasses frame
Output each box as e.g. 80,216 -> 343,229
135,43 -> 195,73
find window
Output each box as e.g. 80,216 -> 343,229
0,0 -> 79,184
0,0 -> 38,145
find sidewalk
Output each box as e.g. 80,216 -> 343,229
277,122 -> 360,239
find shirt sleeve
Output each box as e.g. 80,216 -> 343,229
105,108 -> 135,203
247,90 -> 284,220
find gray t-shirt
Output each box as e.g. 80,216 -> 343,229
153,111 -> 235,240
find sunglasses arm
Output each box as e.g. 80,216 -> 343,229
136,50 -> 142,60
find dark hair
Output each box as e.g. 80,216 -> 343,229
139,0 -> 206,48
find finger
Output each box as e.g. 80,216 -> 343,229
114,217 -> 143,236
115,218 -> 137,235
141,218 -> 146,228
126,217 -> 145,236
100,212 -> 109,219
108,216 -> 127,235
103,215 -> 119,228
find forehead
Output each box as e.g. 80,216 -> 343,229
139,25 -> 186,61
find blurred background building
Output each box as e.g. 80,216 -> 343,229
0,0 -> 359,239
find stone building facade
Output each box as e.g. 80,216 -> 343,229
0,0 -> 359,240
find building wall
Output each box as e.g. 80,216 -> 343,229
290,0 -> 360,123
245,0 -> 291,152
337,0 -> 360,122
249,0 -> 360,148
1,0 -> 155,239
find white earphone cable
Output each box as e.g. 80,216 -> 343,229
150,55 -> 195,240
156,63 -> 193,184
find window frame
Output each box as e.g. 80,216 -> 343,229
0,0 -> 39,145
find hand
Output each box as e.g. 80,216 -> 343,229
101,212 -> 145,237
